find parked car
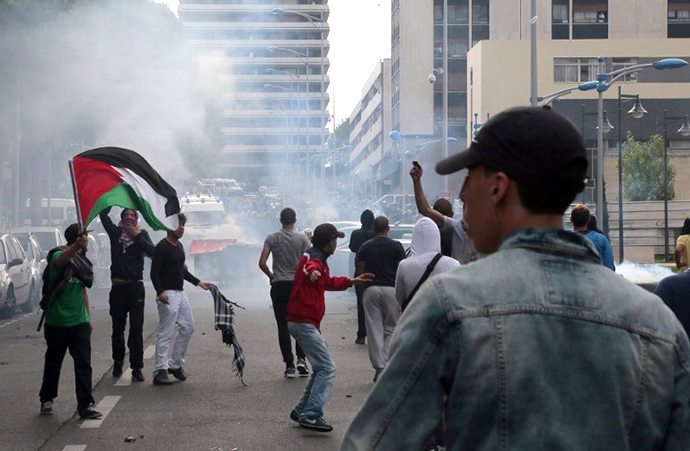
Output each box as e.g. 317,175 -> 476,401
0,233 -> 34,318
16,227 -> 66,259
326,222 -> 413,280
10,230 -> 45,307
87,233 -> 111,289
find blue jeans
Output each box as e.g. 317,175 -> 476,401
288,321 -> 336,419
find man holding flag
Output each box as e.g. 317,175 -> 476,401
69,147 -> 209,385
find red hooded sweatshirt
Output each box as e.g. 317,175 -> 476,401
287,247 -> 353,329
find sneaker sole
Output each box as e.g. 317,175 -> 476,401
297,370 -> 309,377
40,410 -> 53,415
298,421 -> 333,433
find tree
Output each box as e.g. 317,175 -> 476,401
326,118 -> 351,148
620,132 -> 675,201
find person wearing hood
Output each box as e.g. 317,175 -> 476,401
395,217 -> 460,311
675,217 -> 690,272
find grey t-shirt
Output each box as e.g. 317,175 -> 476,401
264,229 -> 310,283
442,216 -> 480,265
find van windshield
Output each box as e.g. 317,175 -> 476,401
185,211 -> 226,226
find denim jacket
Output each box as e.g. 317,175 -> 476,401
342,228 -> 690,451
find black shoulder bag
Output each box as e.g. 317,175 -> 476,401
401,253 -> 443,313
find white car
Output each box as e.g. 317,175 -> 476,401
0,233 -> 34,318
11,231 -> 45,308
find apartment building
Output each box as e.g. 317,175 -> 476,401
348,60 -> 392,199
178,0 -> 330,185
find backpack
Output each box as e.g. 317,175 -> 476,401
39,246 -> 67,311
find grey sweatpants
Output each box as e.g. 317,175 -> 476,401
363,286 -> 400,371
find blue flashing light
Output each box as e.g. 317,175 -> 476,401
652,58 -> 688,70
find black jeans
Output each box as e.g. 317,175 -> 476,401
270,281 -> 304,365
39,323 -> 95,414
355,282 -> 366,340
109,282 -> 145,369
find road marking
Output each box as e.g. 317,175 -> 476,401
144,345 -> 155,359
80,395 -> 120,429
114,369 -> 133,386
0,313 -> 32,328
62,446 -> 87,451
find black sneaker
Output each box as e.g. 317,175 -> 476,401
373,368 -> 383,383
296,358 -> 309,377
284,365 -> 296,378
131,368 -> 145,382
113,361 -> 123,378
79,408 -> 103,420
355,337 -> 366,345
153,370 -> 173,385
168,367 -> 187,381
289,409 -> 300,423
299,416 -> 333,433
40,401 -> 53,415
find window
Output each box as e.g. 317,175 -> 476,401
553,4 -> 569,23
554,58 -> 600,83
611,58 -> 639,82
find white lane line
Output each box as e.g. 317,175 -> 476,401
143,345 -> 155,359
80,395 -> 121,429
114,368 -> 133,387
62,446 -> 87,451
0,313 -> 31,328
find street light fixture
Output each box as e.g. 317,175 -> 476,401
616,87 -> 647,263
539,56 -> 688,224
598,111 -> 614,134
663,111 -> 690,261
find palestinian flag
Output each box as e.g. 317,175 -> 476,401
70,147 -> 180,230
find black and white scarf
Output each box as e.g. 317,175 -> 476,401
208,285 -> 246,386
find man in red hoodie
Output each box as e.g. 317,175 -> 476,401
287,223 -> 373,433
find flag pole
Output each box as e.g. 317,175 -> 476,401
68,159 -> 84,232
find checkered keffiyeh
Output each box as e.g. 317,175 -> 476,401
209,285 -> 246,386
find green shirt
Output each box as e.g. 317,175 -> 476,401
44,250 -> 90,327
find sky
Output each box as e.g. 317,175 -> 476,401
155,0 -> 392,129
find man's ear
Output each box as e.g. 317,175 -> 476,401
490,172 -> 511,203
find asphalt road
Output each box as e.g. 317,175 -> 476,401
0,283 -> 376,451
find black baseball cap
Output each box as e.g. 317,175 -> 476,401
436,107 -> 588,193
312,223 -> 345,247
64,223 -> 91,245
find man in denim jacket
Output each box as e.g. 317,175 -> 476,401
342,106 -> 690,450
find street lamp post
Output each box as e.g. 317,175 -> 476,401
616,87 -> 647,263
539,57 -> 688,226
662,111 -> 690,261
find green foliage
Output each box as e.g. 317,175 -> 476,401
620,132 -> 675,201
327,118 -> 351,148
